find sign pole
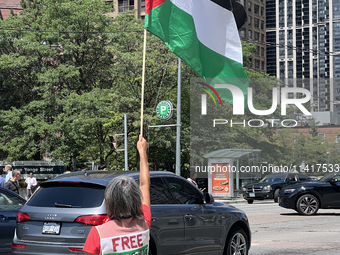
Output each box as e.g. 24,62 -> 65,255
124,114 -> 128,171
176,58 -> 182,176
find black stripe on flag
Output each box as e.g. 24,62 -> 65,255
210,0 -> 247,30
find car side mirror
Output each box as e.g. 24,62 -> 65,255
204,192 -> 214,204
330,178 -> 338,185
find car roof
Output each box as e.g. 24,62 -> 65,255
41,170 -> 178,187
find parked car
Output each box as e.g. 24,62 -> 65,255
12,170 -> 251,255
0,187 -> 26,254
279,173 -> 340,215
242,172 -> 313,203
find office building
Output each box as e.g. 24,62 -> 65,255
0,0 -> 21,19
239,0 -> 267,73
266,0 -> 340,124
105,0 -> 145,18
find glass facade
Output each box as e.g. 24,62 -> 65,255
266,0 -> 340,123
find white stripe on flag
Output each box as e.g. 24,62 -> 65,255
171,0 -> 243,64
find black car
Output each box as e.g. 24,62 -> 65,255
0,187 -> 26,254
13,170 -> 251,255
242,172 -> 312,203
279,173 -> 340,215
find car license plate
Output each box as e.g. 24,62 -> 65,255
249,192 -> 255,197
42,222 -> 61,235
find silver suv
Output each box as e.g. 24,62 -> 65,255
13,171 -> 251,255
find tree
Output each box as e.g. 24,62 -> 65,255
0,1 -> 192,171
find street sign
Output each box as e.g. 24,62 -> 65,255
156,101 -> 173,120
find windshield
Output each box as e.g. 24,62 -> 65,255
259,174 -> 286,183
27,184 -> 105,208
318,174 -> 334,182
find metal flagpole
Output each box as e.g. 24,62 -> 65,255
176,58 -> 182,176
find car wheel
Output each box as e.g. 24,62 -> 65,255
225,227 -> 248,255
247,199 -> 254,204
296,194 -> 319,215
273,189 -> 280,203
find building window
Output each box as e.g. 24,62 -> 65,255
248,30 -> 252,39
255,32 -> 259,41
248,2 -> 252,12
261,61 -> 265,70
141,0 -> 145,12
261,20 -> 264,29
261,33 -> 264,42
118,0 -> 134,13
240,27 -> 245,38
248,16 -> 252,26
254,18 -> 259,28
254,4 -> 259,14
256,46 -> 260,55
255,59 -> 260,69
261,47 -> 264,56
280,62 -> 285,77
261,6 -> 264,16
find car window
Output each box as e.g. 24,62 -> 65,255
27,184 -> 105,208
149,177 -> 174,205
286,174 -> 296,181
0,189 -> 25,210
164,177 -> 203,204
297,174 -> 309,181
260,173 -> 286,182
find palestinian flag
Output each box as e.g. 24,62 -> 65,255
145,0 -> 248,104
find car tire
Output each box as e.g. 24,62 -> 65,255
224,226 -> 248,255
273,189 -> 280,203
296,194 -> 319,215
247,199 -> 254,204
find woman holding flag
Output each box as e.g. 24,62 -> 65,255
83,135 -> 151,255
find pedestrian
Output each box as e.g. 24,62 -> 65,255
83,135 -> 151,255
25,172 -> 37,199
4,169 -> 21,194
0,168 -> 5,187
4,164 -> 13,182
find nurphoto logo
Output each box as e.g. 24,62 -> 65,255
201,84 -> 311,116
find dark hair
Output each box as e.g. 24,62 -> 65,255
105,176 -> 142,221
0,168 -> 3,175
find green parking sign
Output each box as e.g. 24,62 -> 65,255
156,101 -> 173,120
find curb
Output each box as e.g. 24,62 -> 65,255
215,199 -> 247,204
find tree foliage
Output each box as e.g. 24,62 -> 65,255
0,0 -> 190,171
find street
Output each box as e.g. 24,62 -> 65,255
231,201 -> 340,255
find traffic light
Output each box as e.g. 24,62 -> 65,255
109,135 -> 118,151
